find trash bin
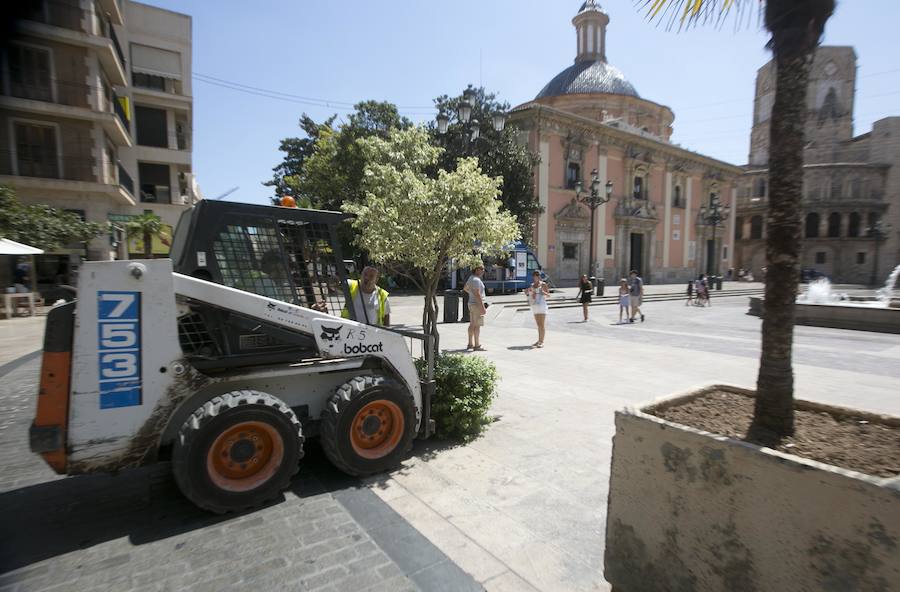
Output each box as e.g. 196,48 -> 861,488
715,276 -> 723,290
595,278 -> 605,297
443,290 -> 460,323
461,290 -> 470,323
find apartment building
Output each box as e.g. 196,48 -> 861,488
0,0 -> 197,291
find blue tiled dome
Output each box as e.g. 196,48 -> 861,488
535,60 -> 639,100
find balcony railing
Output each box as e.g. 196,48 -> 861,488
108,20 -> 126,67
118,162 -> 134,196
3,76 -> 91,108
0,149 -> 96,183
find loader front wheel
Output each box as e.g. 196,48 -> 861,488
321,375 -> 415,476
173,391 -> 303,513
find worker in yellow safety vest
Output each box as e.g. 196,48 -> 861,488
342,266 -> 390,326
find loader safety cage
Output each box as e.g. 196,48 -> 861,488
171,200 -> 354,318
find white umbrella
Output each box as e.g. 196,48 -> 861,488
0,239 -> 44,255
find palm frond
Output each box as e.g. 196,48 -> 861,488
636,0 -> 759,32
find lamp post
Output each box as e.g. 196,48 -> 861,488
575,169 -> 613,280
436,86 -> 508,291
699,192 -> 731,278
866,218 -> 890,286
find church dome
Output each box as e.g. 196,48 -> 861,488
535,60 -> 639,100
535,2 -> 640,100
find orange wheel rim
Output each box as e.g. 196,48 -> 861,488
350,400 -> 405,460
206,421 -> 284,492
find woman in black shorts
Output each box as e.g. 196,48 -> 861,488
577,274 -> 593,322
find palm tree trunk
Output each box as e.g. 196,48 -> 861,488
751,1 -> 832,439
143,229 -> 152,259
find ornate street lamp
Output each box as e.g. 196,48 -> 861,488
699,193 -> 731,278
436,85 -> 507,154
575,169 -> 613,279
866,218 -> 890,286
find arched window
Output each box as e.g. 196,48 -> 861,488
754,177 -> 766,197
566,162 -> 580,190
673,185 -> 682,207
750,215 -> 763,239
848,212 -> 861,237
827,212 -> 841,238
633,175 -> 644,199
867,213 -> 879,234
805,213 -> 820,238
735,216 -> 744,240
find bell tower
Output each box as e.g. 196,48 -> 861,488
573,1 -> 609,63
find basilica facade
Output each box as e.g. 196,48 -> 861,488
509,1 -> 742,285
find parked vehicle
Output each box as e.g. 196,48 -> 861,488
481,242 -> 549,294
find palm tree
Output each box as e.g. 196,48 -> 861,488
642,0 -> 835,439
125,212 -> 165,259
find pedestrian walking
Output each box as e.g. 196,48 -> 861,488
464,266 -> 487,351
577,274 -> 593,322
525,270 -> 550,347
618,278 -> 631,324
685,279 -> 694,306
628,270 -> 644,322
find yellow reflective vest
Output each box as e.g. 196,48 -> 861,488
341,279 -> 389,325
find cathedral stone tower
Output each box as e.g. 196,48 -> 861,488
749,46 -> 857,166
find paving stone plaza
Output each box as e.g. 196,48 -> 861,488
2,285 -> 898,591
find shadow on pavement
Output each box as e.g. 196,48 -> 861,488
0,444 -> 332,574
0,437 -> 459,574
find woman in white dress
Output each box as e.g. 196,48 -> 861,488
524,270 -> 550,347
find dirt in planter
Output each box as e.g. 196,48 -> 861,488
652,391 -> 900,478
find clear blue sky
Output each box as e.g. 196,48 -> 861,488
146,0 -> 900,205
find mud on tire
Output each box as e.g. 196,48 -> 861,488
321,375 -> 415,477
172,390 -> 303,514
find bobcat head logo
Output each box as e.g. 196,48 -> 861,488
320,325 -> 342,343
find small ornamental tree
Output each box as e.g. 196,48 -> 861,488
344,126 -> 520,352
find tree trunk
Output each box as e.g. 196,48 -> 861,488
751,30 -> 817,440
143,229 -> 152,259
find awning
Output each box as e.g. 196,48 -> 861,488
131,44 -> 182,79
0,239 -> 44,255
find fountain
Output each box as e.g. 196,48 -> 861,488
748,264 -> 900,333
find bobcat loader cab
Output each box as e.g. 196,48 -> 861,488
30,200 -> 434,513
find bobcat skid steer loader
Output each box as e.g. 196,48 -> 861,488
30,200 -> 434,513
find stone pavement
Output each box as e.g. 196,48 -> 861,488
0,360 -> 479,592
2,287 -> 899,591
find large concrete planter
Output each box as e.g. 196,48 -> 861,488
604,384 -> 900,592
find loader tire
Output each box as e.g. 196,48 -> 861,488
172,391 -> 303,514
321,375 -> 415,477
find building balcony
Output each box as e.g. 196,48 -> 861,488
0,94 -> 131,147
133,145 -> 191,166
15,20 -> 127,86
0,152 -> 135,206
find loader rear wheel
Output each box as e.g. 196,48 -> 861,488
321,375 -> 415,476
173,391 -> 303,514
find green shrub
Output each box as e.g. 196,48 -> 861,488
417,353 -> 500,442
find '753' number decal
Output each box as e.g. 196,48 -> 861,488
97,291 -> 142,409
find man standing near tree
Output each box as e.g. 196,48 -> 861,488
342,266 -> 390,326
465,266 -> 487,351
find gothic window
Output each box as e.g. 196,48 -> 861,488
753,178 -> 766,197
827,212 -> 841,238
848,212 -> 861,237
867,213 -> 878,234
735,217 -> 744,240
566,162 -> 581,190
805,213 -> 820,238
750,216 -> 763,239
